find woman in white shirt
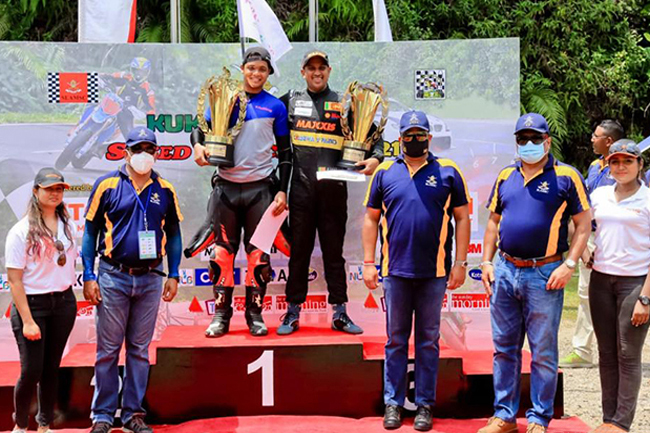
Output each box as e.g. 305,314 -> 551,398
589,139 -> 650,433
5,168 -> 78,433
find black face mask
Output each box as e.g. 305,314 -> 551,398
402,140 -> 428,157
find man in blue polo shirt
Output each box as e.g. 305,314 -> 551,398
362,111 -> 470,431
560,119 -> 624,369
82,126 -> 183,433
478,113 -> 591,433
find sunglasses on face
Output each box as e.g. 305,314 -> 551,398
402,133 -> 429,142
54,240 -> 66,267
515,135 -> 545,145
130,146 -> 157,155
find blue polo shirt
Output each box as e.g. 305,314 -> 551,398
365,153 -> 470,279
586,157 -> 615,194
85,165 -> 183,267
486,155 -> 590,259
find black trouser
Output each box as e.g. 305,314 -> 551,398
286,178 -> 348,305
10,288 -> 77,429
589,270 -> 650,431
210,177 -> 272,255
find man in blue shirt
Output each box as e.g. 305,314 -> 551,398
82,126 -> 183,433
478,113 -> 591,433
363,111 -> 470,431
560,119 -> 624,369
189,47 -> 291,338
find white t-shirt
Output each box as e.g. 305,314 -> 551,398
592,184 -> 650,276
5,216 -> 78,294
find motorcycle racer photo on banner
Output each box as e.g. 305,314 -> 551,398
55,57 -> 155,170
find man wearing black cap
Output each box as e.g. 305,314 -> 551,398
276,50 -> 384,335
190,46 -> 292,338
82,126 -> 183,433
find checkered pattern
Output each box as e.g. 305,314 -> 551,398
415,69 -> 446,100
47,72 -> 99,104
47,72 -> 60,103
87,72 -> 99,103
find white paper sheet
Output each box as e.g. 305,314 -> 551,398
316,170 -> 366,182
250,204 -> 289,254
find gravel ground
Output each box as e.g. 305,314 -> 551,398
558,319 -> 650,432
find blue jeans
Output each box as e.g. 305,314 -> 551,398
491,256 -> 564,427
383,275 -> 447,407
91,260 -> 163,425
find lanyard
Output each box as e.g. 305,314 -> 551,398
128,181 -> 153,231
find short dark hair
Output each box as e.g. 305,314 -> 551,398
598,119 -> 625,142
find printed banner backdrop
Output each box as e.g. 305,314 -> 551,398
0,40 -> 519,360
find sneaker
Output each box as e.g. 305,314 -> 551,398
559,351 -> 594,368
383,404 -> 402,430
89,421 -> 112,433
526,423 -> 547,433
414,405 -> 433,431
277,303 -> 300,335
123,415 -> 153,433
332,304 -> 363,334
477,417 -> 518,433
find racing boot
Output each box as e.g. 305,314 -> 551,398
245,286 -> 268,336
332,303 -> 363,334
205,286 -> 233,338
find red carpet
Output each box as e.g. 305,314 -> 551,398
0,415 -> 591,433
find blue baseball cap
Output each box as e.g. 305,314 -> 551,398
126,126 -> 157,148
514,113 -> 549,134
400,110 -> 430,133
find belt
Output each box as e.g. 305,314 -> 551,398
499,251 -> 563,268
101,256 -> 165,277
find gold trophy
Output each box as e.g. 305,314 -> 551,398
338,81 -> 389,170
197,68 -> 248,167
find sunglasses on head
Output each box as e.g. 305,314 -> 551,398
402,132 -> 429,142
515,135 -> 546,146
54,240 -> 66,267
130,145 -> 157,155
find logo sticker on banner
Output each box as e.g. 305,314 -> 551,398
47,72 -> 99,103
415,69 -> 446,100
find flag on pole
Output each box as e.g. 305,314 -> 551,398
373,0 -> 393,42
78,0 -> 138,43
237,0 -> 293,70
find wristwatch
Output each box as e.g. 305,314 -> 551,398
638,295 -> 650,306
455,260 -> 468,268
564,258 -> 577,270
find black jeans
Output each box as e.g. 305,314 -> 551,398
10,288 -> 77,428
589,270 -> 650,432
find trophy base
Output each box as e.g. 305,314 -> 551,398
206,136 -> 234,167
336,160 -> 366,171
337,142 -> 369,171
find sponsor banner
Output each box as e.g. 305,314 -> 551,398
275,294 -> 327,312
204,293 -> 328,315
76,300 -> 95,317
468,241 -> 483,257
450,292 -> 490,310
468,268 -> 482,281
47,72 -> 99,104
348,264 -> 383,283
65,198 -> 90,238
469,191 -> 479,233
179,268 -> 195,287
0,274 -> 10,292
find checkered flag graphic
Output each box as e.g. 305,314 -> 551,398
87,72 -> 99,103
415,69 -> 446,100
47,72 -> 99,103
47,72 -> 60,103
